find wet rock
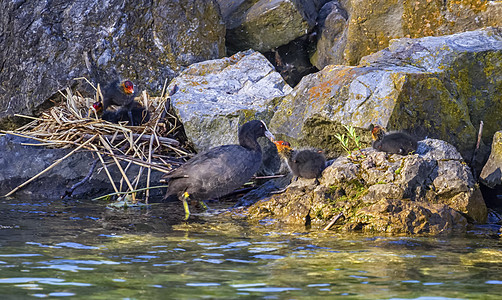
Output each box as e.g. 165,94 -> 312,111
168,50 -> 292,152
0,134 -> 164,200
354,199 -> 468,234
246,139 -> 487,234
269,27 -> 502,161
480,131 -> 502,188
0,0 -> 225,129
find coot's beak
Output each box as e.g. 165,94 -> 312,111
265,129 -> 275,142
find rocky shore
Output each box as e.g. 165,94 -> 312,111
1,1 -> 501,234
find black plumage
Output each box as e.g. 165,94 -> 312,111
102,80 -> 135,109
371,125 -> 418,155
162,120 -> 275,219
274,141 -> 326,180
102,101 -> 150,126
101,80 -> 136,125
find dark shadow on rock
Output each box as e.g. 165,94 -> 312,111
0,134 -> 165,200
263,35 -> 319,87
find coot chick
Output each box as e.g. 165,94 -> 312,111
371,125 -> 418,155
274,140 -> 326,180
102,101 -> 150,126
102,80 -> 136,124
162,120 -> 275,219
102,80 -> 135,109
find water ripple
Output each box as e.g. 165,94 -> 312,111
0,277 -> 91,286
237,287 -> 301,292
55,242 -> 101,250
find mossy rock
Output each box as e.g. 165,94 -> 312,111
245,139 -> 486,234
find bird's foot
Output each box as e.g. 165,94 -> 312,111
270,187 -> 287,194
198,200 -> 210,210
182,192 -> 191,220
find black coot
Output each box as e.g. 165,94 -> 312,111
274,140 -> 326,180
371,125 -> 418,155
162,120 -> 275,219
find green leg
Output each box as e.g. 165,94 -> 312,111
182,192 -> 190,220
199,200 -> 209,210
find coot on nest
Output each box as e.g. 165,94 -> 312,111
162,120 -> 275,219
102,101 -> 150,126
371,125 -> 417,155
101,80 -> 136,125
274,140 -> 326,180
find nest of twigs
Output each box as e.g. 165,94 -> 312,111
1,79 -> 191,203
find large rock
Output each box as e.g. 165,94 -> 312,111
310,1 -> 349,70
0,134 -> 164,199
311,0 -> 502,68
224,0 -> 328,53
269,27 -> 502,160
480,131 -> 502,188
246,139 -> 487,234
168,50 -> 292,151
0,0 -> 225,129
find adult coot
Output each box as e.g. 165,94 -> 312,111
162,120 -> 275,219
371,125 -> 418,155
274,140 -> 326,181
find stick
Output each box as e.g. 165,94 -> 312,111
14,114 -> 44,121
91,144 -> 119,193
99,135 -> 136,202
87,147 -> 175,173
253,174 -> 286,180
92,185 -> 169,201
475,121 -> 484,152
62,159 -> 99,199
146,132 -> 155,204
82,133 -> 179,146
3,135 -> 97,197
323,213 -> 344,231
470,120 -> 484,177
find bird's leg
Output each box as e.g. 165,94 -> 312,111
199,200 -> 209,210
127,109 -> 135,126
182,191 -> 191,220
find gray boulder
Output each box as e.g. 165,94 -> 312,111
224,0 -> 328,52
0,134 -> 164,199
480,131 -> 502,188
246,139 -> 487,234
168,50 -> 292,152
0,0 -> 225,129
310,1 -> 349,70
312,0 -> 502,67
269,27 -> 502,161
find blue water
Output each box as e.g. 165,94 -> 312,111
0,198 -> 501,299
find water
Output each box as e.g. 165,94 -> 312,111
0,198 -> 501,299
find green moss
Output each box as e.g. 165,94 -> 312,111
388,73 -> 476,159
448,52 -> 502,146
325,179 -> 369,222
300,117 -> 372,158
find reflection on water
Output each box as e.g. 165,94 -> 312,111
0,198 -> 501,299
